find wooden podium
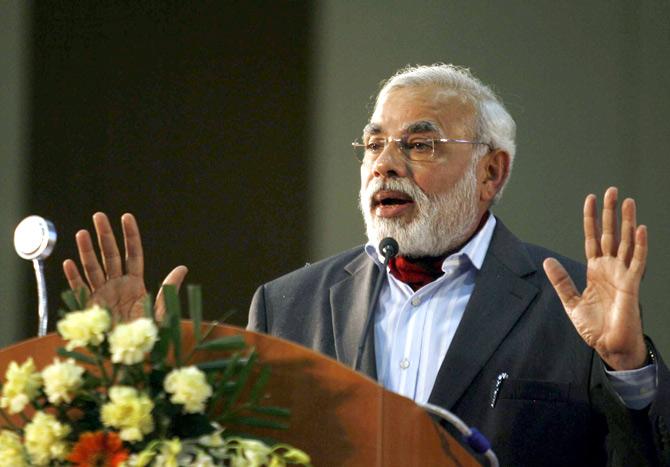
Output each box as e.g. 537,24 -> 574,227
0,323 -> 480,466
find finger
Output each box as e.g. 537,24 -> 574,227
617,198 -> 636,266
155,266 -> 189,321
62,259 -> 90,295
629,225 -> 648,279
543,258 -> 580,310
92,212 -> 123,279
583,194 -> 601,259
121,213 -> 144,278
76,229 -> 106,290
600,187 -> 618,256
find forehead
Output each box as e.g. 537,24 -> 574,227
367,86 -> 476,136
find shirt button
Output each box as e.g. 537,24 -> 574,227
400,358 -> 410,369
411,296 -> 422,306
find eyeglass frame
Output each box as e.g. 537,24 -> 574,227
351,136 -> 493,163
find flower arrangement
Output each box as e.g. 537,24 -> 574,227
0,286 -> 310,466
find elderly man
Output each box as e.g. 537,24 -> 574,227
65,65 -> 669,465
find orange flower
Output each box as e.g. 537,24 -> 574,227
68,431 -> 129,467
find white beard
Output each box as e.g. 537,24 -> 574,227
359,162 -> 480,257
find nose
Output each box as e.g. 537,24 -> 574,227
371,140 -> 408,178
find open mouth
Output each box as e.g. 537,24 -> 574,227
372,190 -> 413,207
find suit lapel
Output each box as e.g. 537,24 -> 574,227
330,252 -> 380,379
428,221 -> 540,410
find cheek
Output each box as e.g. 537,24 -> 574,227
411,170 -> 451,197
360,165 -> 371,189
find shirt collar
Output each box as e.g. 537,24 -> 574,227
364,214 -> 497,271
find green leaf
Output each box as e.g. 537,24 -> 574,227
187,285 -> 203,343
151,326 -> 172,367
163,285 -> 182,366
224,352 -> 257,411
57,348 -> 96,366
208,353 -> 242,411
195,335 -> 246,352
61,290 -> 80,311
143,293 -> 154,319
249,406 -> 291,418
196,358 -> 248,372
224,415 -> 288,430
78,288 -> 89,308
81,374 -> 103,389
249,365 -> 271,404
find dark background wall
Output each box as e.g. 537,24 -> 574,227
22,1 -> 312,333
2,1 -> 669,357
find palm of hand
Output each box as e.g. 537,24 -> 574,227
567,256 -> 641,362
86,275 -> 148,321
543,188 -> 648,370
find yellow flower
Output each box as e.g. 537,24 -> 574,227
0,358 -> 42,414
0,430 -> 28,467
164,366 -> 212,413
108,318 -> 158,365
57,304 -> 111,350
24,411 -> 71,465
101,386 -> 154,441
41,358 -> 84,404
123,450 -> 156,467
154,438 -> 181,467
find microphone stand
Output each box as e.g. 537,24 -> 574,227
352,237 -> 398,372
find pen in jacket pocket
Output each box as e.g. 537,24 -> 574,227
490,372 -> 509,408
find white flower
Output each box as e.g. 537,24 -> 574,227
101,386 -> 154,441
0,358 -> 42,414
108,318 -> 158,365
191,451 -> 216,467
164,366 -> 212,413
41,358 -> 84,404
57,304 -> 111,350
24,411 -> 71,465
0,430 -> 28,467
229,439 -> 272,467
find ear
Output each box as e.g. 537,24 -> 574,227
478,149 -> 510,203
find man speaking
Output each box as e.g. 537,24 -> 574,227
246,64 -> 669,466
64,64 -> 669,465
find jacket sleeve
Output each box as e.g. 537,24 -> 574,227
590,338 -> 670,466
247,285 -> 268,333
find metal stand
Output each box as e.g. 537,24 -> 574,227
14,215 -> 57,337
33,259 -> 49,337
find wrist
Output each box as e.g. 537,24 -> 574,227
602,339 -> 651,371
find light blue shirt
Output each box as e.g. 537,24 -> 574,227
365,215 -> 656,408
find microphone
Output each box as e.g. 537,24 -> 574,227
14,216 -> 57,337
353,237 -> 399,372
379,237 -> 399,261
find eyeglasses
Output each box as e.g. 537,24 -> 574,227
351,136 -> 492,163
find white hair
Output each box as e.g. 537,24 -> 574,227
360,155 -> 480,257
376,64 -> 516,202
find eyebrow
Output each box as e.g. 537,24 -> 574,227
362,120 -> 440,137
363,123 -> 381,136
405,120 -> 440,134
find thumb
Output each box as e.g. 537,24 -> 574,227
155,265 -> 189,321
543,257 -> 579,311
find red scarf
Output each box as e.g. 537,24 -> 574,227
388,255 -> 446,291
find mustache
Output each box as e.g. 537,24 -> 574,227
361,178 -> 429,207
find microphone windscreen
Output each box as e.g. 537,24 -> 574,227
379,237 -> 399,259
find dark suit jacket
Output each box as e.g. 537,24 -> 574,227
248,220 -> 670,466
